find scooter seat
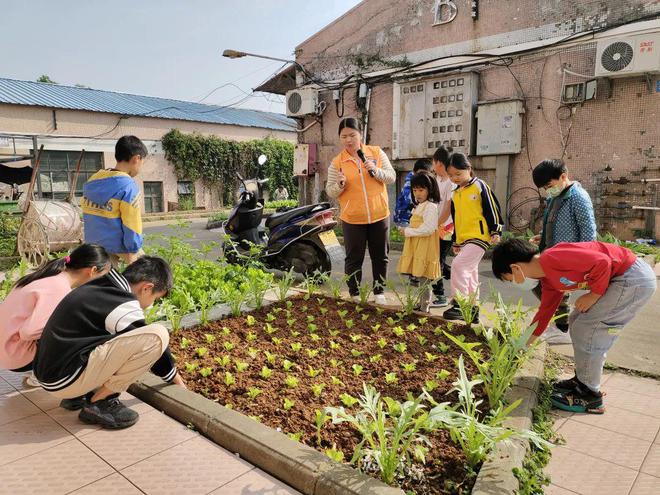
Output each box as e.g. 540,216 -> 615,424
265,203 -> 330,229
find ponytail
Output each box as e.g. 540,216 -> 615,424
447,152 -> 474,177
14,243 -> 110,289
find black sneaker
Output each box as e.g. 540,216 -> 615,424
60,391 -> 94,411
556,322 -> 569,333
553,375 -> 580,393
78,394 -> 139,429
430,295 -> 448,307
551,383 -> 605,414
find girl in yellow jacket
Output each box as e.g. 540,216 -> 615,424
326,118 -> 396,303
442,153 -> 503,323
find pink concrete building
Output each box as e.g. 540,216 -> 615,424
260,0 -> 660,240
0,78 -> 296,213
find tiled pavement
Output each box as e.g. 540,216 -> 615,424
546,371 -> 660,495
0,369 -> 300,495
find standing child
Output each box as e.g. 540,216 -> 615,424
394,158 -> 433,227
528,159 -> 597,344
397,170 -> 441,313
431,145 -> 455,306
492,239 -> 656,413
82,136 -> 147,267
442,153 -> 503,323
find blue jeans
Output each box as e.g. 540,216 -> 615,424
569,259 -> 656,391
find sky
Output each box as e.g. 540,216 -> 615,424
1,0 -> 362,114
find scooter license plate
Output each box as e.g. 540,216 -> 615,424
319,230 -> 339,247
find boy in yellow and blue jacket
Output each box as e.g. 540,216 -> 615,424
82,136 -> 146,266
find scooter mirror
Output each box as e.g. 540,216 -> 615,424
258,154 -> 267,166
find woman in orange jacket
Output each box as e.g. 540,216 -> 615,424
326,118 -> 396,303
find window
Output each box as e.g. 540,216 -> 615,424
440,111 -> 447,118
451,140 -> 458,147
428,141 -> 434,148
457,109 -> 463,116
457,78 -> 464,86
440,96 -> 447,103
435,141 -> 442,147
433,82 -> 440,89
457,93 -> 464,101
447,125 -> 454,132
177,181 -> 194,197
439,126 -> 446,133
456,124 -> 463,132
448,110 -> 455,117
36,150 -> 103,200
433,96 -> 440,104
441,81 -> 448,88
459,139 -> 466,146
411,86 -> 417,93
143,181 -> 163,213
432,126 -> 439,133
432,111 -> 439,118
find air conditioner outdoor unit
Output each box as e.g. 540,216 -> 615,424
285,88 -> 319,117
595,34 -> 660,78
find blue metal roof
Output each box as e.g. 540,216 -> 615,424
0,77 -> 297,132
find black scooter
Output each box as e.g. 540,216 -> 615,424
222,155 -> 342,275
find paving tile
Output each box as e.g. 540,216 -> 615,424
19,387 -> 62,411
641,444 -> 660,477
0,412 -> 71,466
606,373 -> 660,398
118,391 -> 156,415
630,473 -> 660,495
0,439 -> 113,495
0,391 -> 40,425
569,405 -> 660,442
556,419 -> 651,470
122,435 -> 252,494
70,473 -> 143,494
46,406 -> 102,438
0,370 -> 30,391
211,468 -> 303,494
545,484 -> 579,495
0,377 -> 16,396
80,410 -> 196,470
545,446 -> 638,495
604,387 -> 660,418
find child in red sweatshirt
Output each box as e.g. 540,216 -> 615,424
492,239 -> 656,413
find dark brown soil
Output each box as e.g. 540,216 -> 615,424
172,296 -> 486,494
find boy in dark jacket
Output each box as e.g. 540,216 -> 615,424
34,256 -> 185,429
393,158 -> 433,226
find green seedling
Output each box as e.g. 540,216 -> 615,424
306,349 -> 320,358
424,379 -> 439,392
436,369 -> 451,380
234,360 -> 249,373
329,359 -> 343,368
282,359 -> 296,372
329,341 -> 341,350
350,334 -> 362,343
284,376 -> 299,389
246,315 -> 256,326
401,362 -> 417,373
264,350 -> 277,364
214,355 -> 231,368
180,337 -> 191,349
204,334 -> 216,344
184,362 -> 198,373
377,338 -> 388,349
351,349 -> 364,358
223,341 -> 235,352
393,342 -> 407,353
259,366 -> 273,379
283,398 -> 295,410
425,352 -> 438,362
247,387 -> 262,399
307,366 -> 322,378
331,376 -> 344,386
195,347 -> 208,358
344,319 -> 354,329
311,383 -> 325,397
385,372 -> 398,384
370,354 -> 382,363
339,393 -> 359,407
265,313 -> 276,322
224,372 -> 235,386
392,326 -> 405,337
352,364 -> 364,376
290,342 -> 302,353
246,332 -> 257,343
199,367 -> 213,378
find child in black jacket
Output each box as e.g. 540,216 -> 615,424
34,256 -> 185,429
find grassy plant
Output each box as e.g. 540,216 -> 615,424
275,268 -> 297,302
357,282 -> 372,305
386,278 -> 431,315
214,355 -> 231,368
453,290 -> 479,324
324,384 -> 434,485
302,270 -> 327,299
246,267 -> 274,309
314,410 -> 329,446
444,295 -> 536,408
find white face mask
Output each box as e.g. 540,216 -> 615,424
509,265 -> 539,290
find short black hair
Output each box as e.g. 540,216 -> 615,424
122,256 -> 173,295
115,135 -> 148,162
413,158 -> 432,172
532,159 -> 567,188
410,170 -> 441,203
491,239 -> 539,280
338,117 -> 362,135
432,145 -> 453,166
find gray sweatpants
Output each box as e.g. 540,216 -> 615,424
570,258 -> 656,392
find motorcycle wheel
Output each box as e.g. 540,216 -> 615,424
281,242 -> 328,276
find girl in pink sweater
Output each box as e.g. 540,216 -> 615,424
0,244 -> 110,374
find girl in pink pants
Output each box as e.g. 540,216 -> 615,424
441,153 -> 503,324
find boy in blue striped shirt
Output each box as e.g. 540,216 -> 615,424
82,136 -> 146,266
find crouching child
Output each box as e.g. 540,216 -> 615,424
491,239 -> 656,414
33,256 -> 186,429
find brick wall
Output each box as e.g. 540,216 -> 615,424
297,0 -> 660,239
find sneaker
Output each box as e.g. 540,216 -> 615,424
22,372 -> 40,389
374,294 -> 387,305
430,295 -> 448,307
541,324 -> 572,345
60,396 -> 87,411
78,394 -> 139,429
551,383 -> 605,414
552,375 -> 580,393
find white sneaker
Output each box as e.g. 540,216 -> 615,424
22,372 -> 40,389
374,294 -> 387,305
540,325 -> 572,345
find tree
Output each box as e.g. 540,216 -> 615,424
36,75 -> 57,84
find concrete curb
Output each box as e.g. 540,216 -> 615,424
471,342 -> 548,495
